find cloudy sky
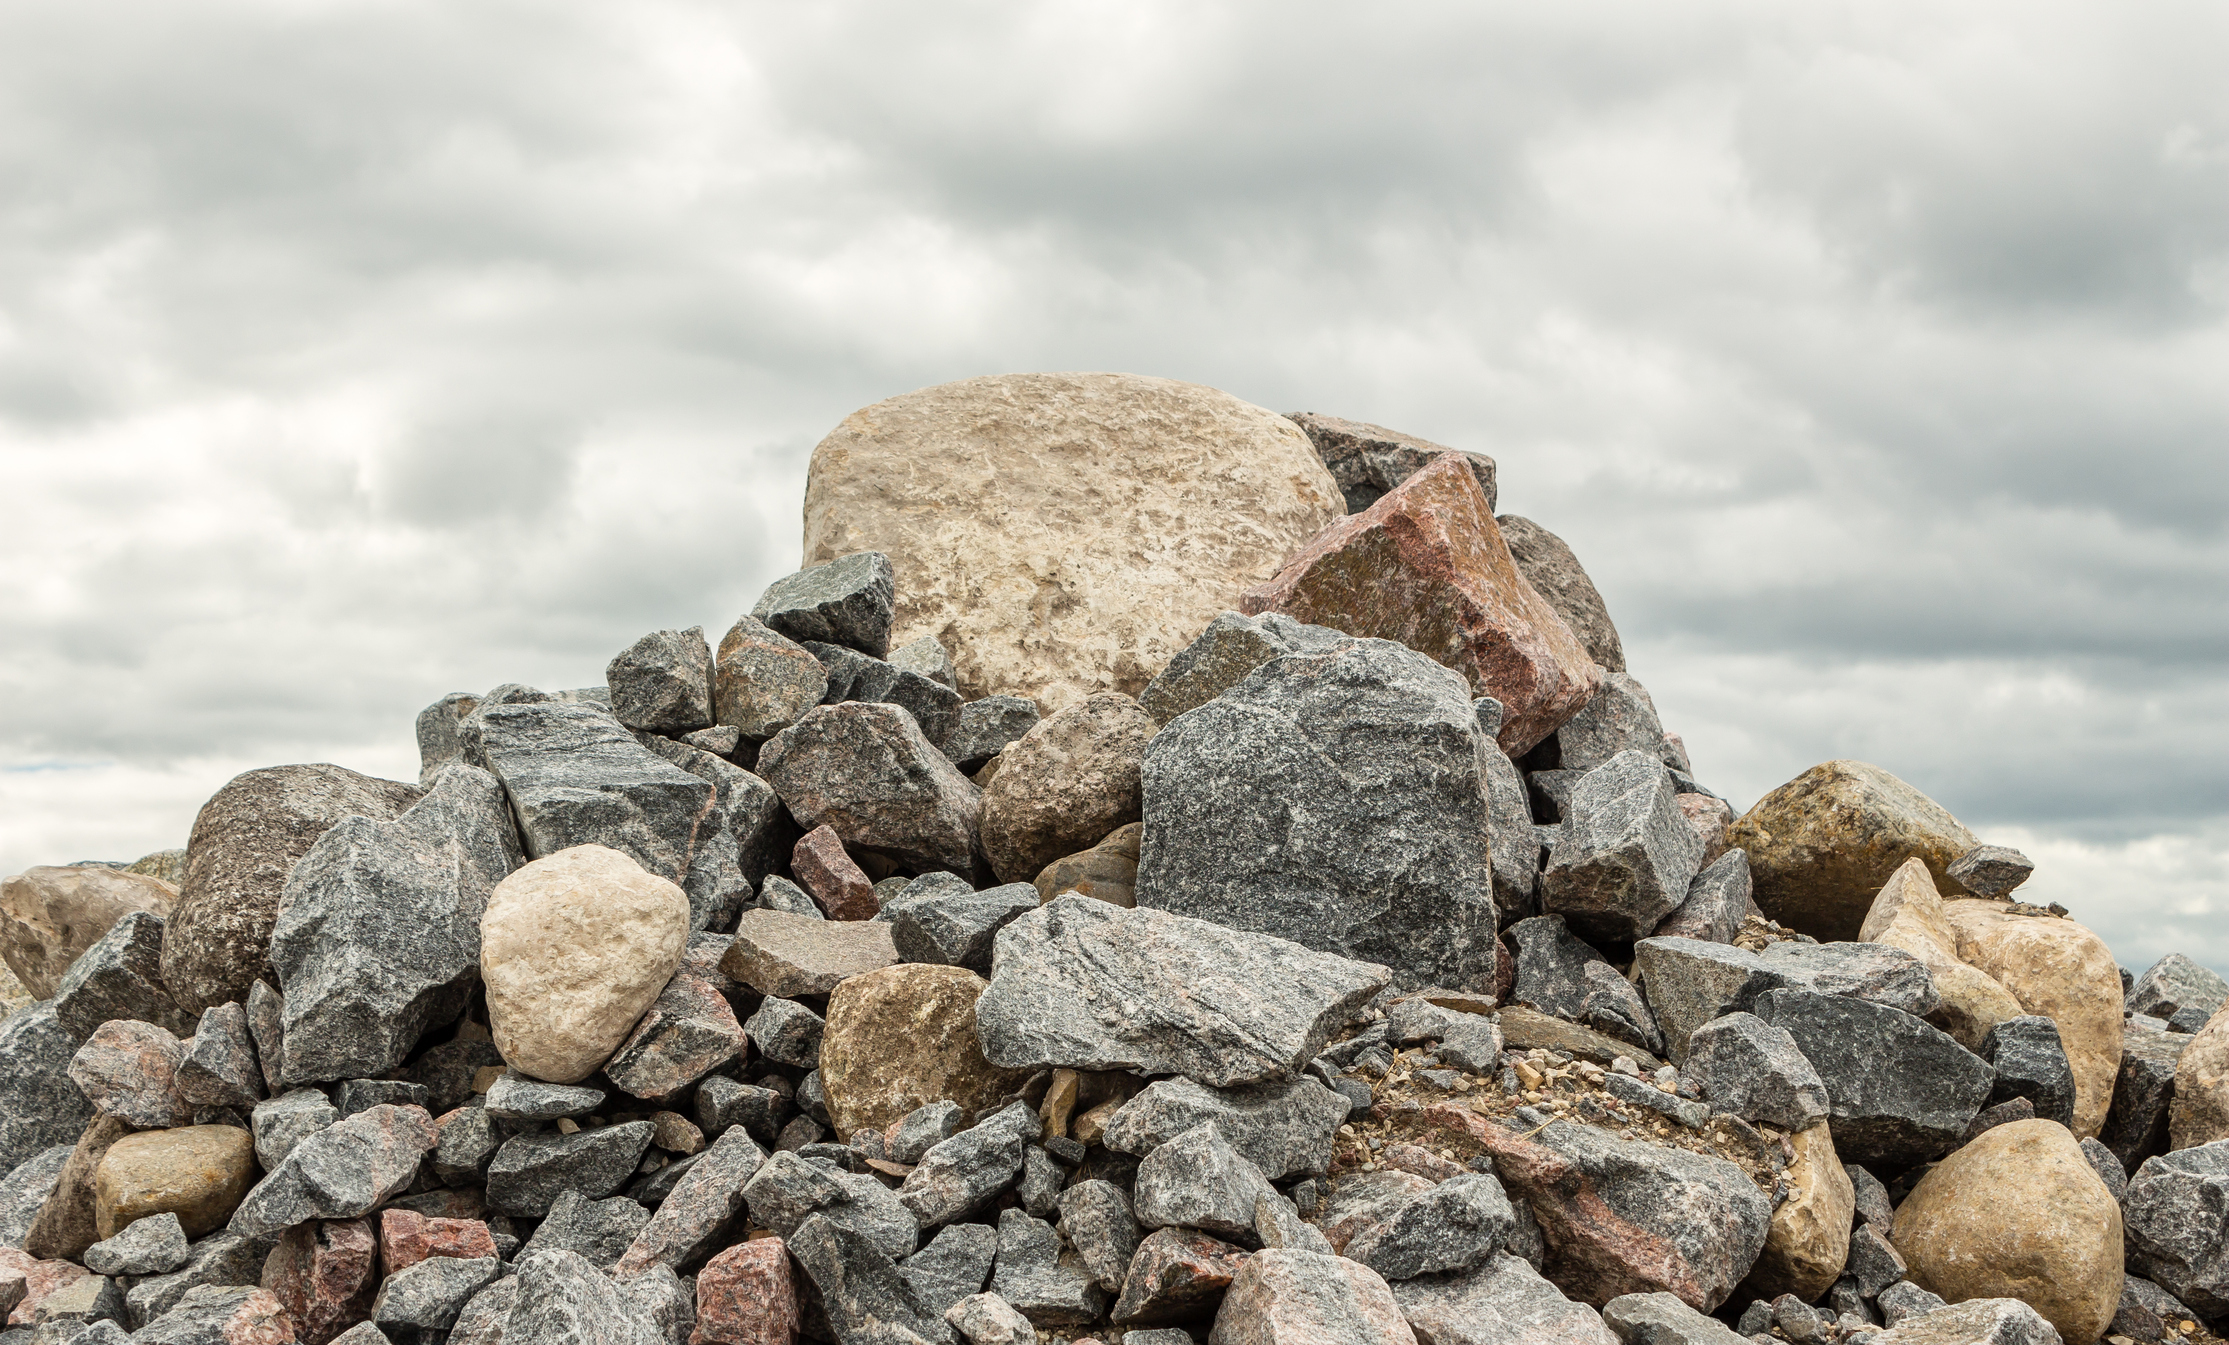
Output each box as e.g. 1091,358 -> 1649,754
2,1 -> 2223,975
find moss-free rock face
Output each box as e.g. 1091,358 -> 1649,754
979,694 -> 1154,886
1859,857 -> 2025,1052
92,1125 -> 258,1239
0,866 -> 176,1000
1941,901 -> 2123,1140
800,372 -> 1344,712
1726,761 -> 1978,942
1891,1119 -> 2123,1345
1739,1121 -> 1854,1303
818,963 -> 1030,1143
2170,1008 -> 2229,1151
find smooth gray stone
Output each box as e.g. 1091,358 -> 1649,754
2079,1137 -> 2128,1204
941,697 -> 1040,773
1343,1172 -> 1516,1282
898,1222 -> 997,1321
119,1230 -> 275,1329
1055,1181 -> 1138,1294
1541,751 -> 1703,946
416,692 -> 483,785
51,911 -> 194,1042
788,1212 -> 949,1344
1653,850 -> 1755,945
892,885 -> 1038,975
1135,635 -> 1499,990
519,1189 -> 650,1271
334,1079 -> 429,1117
1874,1280 -> 1949,1326
754,701 -> 983,878
743,1150 -> 917,1261
888,635 -> 958,691
242,981 -> 285,1097
886,1101 -> 964,1164
1868,1298 -> 2059,1344
1101,1076 -> 1348,1181
753,551 -> 896,657
632,734 -> 791,927
1980,1016 -> 2077,1129
1508,915 -> 1662,1054
1129,1123 -> 1275,1242
486,1072 -> 604,1121
250,1088 -> 337,1171
1752,990 -> 1992,1169
1755,941 -> 1940,1021
988,1208 -> 1106,1326
615,1124 -> 765,1274
1481,731 -> 1541,928
1391,1251 -> 1619,1345
696,1076 -> 790,1144
897,1102 -> 1038,1229
1684,1012 -> 1831,1132
229,1103 -> 435,1235
372,1255 -> 502,1332
500,1248 -> 663,1345
973,896 -> 1389,1088
485,1121 -> 656,1218
1551,673 -> 1671,774
0,1007 -> 98,1172
0,1143 -> 72,1249
83,1212 -> 188,1275
2128,953 -> 2229,1023
744,997 -> 824,1069
175,1004 -> 263,1112
757,874 -> 823,919
1602,1290 -> 1749,1344
2124,1139 -> 2229,1317
607,627 -> 716,735
1136,611 -> 1347,726
1944,845 -> 2034,898
2102,1018 -> 2191,1173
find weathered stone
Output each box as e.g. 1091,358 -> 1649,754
243,982 -> 285,1098
52,910 -> 194,1042
989,1208 -> 1106,1325
785,1212 -> 944,1344
1944,846 -> 2034,899
980,695 -> 1153,886
485,1074 -> 603,1121
0,1143 -> 72,1251
1507,916 -> 1661,1054
1683,1013 -> 1830,1133
1384,998 -> 1504,1072
1032,829 -> 1141,911
1725,761 -> 1978,944
1130,1124 -> 1275,1242
1756,940 -> 1940,1019
754,552 -> 896,658
20,1115 -> 130,1260
259,1217 -> 376,1345
757,702 -> 983,878
608,628 -> 716,735
1109,1227 -> 1250,1326
896,1101 -> 1038,1229
484,1122 -> 655,1218
1739,1122 -> 1853,1304
224,1104 -> 424,1238
371,1254 -> 501,1333
332,1079 -> 428,1119
899,1221 -> 998,1323
1391,1255 -> 1618,1345
605,972 -> 746,1101
0,1008 -> 99,1179
2123,1140 -> 2229,1318
1941,899 -> 2123,1140
1859,858 -> 2024,1053
1208,1248 -> 1416,1345
2129,954 -> 2229,1023
1285,412 -> 1497,516
743,998 -> 823,1069
70,1020 -> 192,1127
133,1284 -> 297,1345
1491,515 -> 1623,675
1546,675 -> 1671,776
377,1207 -> 496,1275
1342,1173 -> 1516,1283
723,910 -> 898,999
2170,1008 -> 2229,1151
1136,636 -> 1498,991
1542,752 -> 1704,947
1479,744 -> 1542,929
742,1150 -> 915,1262
612,1126 -> 764,1276
710,615 -> 830,746
2,866 -> 177,1003
415,691 -> 483,786
946,1290 -> 1034,1345
820,965 -> 1029,1145
515,1190 -> 647,1271
503,1248 -> 664,1345
83,1212 -> 188,1276
2102,1018 -> 2188,1173
1102,1077 -> 1346,1182
784,827 -> 870,923
1978,1016 -> 2077,1130
1138,613 -> 1344,727
481,845 -> 691,1085
1495,1006 -> 1663,1071
874,872 -> 973,925
1652,850 -> 1752,947
695,1077 -> 790,1146
162,765 -> 423,1017
123,1228 -> 276,1328
250,1091 -> 337,1173
692,1238 -> 798,1345
975,896 -> 1388,1087
1628,938 -> 1781,1065
177,1005 -> 264,1113
1752,990 -> 1991,1169
941,698 -> 1041,775
635,735 -> 792,930
1054,1181 -> 1138,1295
91,1125 -> 259,1246
271,764 -> 519,1084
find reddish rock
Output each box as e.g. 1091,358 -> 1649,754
1240,453 -> 1599,755
603,970 -> 749,1100
261,1217 -> 378,1345
1208,1249 -> 1415,1344
692,1238 -> 799,1345
1677,794 -> 1734,868
378,1208 -> 498,1276
1111,1227 -> 1252,1325
1381,1142 -> 1467,1183
68,1019 -> 194,1127
790,826 -> 878,921
0,1248 -> 92,1328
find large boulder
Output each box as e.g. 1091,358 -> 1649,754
2123,1139 -> 2229,1318
0,1005 -> 96,1177
1,865 -> 176,1001
755,702 -> 983,878
1752,989 -> 1993,1169
1941,900 -> 2123,1139
1240,453 -> 1599,755
979,693 -> 1154,885
1724,761 -> 1978,942
1860,858 -> 2025,1052
160,764 -> 423,1016
818,963 -> 1031,1143
799,372 -> 1343,710
1495,515 -> 1625,674
1135,636 -> 1499,991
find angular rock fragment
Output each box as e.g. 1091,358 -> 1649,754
2102,1016 -> 2189,1173
980,694 -> 1153,885
1629,937 -> 1783,1064
1682,1013 -> 1830,1133
378,1207 -> 496,1275
260,1216 -> 377,1345
743,997 -> 824,1069
711,614 -> 831,746
1384,998 -> 1504,1072
229,1104 -> 437,1236
1055,1181 -> 1138,1295
503,1248 -> 664,1345
1752,990 -> 1991,1169
607,627 -> 716,735
820,964 -> 1029,1144
1944,845 -> 2034,898
786,1212 -> 947,1342
1508,916 -> 1661,1053
70,1020 -> 193,1128
1209,1248 -> 1415,1345
0,1142 -> 72,1251
518,1190 -> 648,1271
743,1151 -> 915,1261
1138,612 -> 1345,726
791,825 -> 877,921
1286,411 -> 1497,515
1740,1121 -> 1853,1303
1541,751 -> 1704,946
135,1285 -> 297,1345
1338,1173 -> 1516,1282
897,1102 -> 1039,1230
334,1079 -> 429,1118
941,697 -> 1041,773
1599,1291 -> 1746,1345
2171,1008 -> 2229,1151
1867,1296 -> 2065,1344
1549,673 -> 1672,774
177,1004 -> 265,1112
763,705 -> 985,881
484,1121 -> 655,1218
1392,1252 -> 1619,1345
1482,739 -> 1542,925
1109,1227 -> 1251,1327
1756,940 -> 1940,1019
84,1211 -> 188,1276
52,909 -> 194,1041
947,1290 -> 1035,1344
1979,1015 -> 2077,1129
252,1089 -> 339,1171
1496,514 -> 1624,674
891,885 -> 1039,974
695,1077 -> 790,1146
416,691 -> 482,785
1130,1124 -> 1276,1242
899,1222 -> 998,1321
693,1238 -> 798,1345
1,864 -> 176,1002
1102,1077 -> 1347,1181
633,734 -> 792,928
2129,953 -> 2229,1023
121,1227 -> 276,1328
485,1073 -> 604,1121
2123,1139 -> 2229,1318
604,971 -> 746,1100
754,552 -> 896,657
371,1254 -> 501,1333
723,908 -> 898,999
988,1207 -> 1107,1325
612,1126 -> 763,1276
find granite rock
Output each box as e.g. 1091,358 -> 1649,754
1207,1249 -> 1416,1345
754,552 -> 896,658
416,692 -> 482,786
1055,1180 -> 1139,1295
2122,1139 -> 2229,1318
604,972 -> 746,1100
988,1207 -> 1106,1325
722,909 -> 899,998
691,1238 -> 798,1345
1507,916 -> 1662,1054
258,1217 -> 377,1345
2101,1018 -> 2189,1174
51,910 -> 194,1042
742,997 -> 823,1069
1752,990 -> 1992,1169
611,1125 -> 764,1276
1859,858 -> 2024,1053
1739,1122 -> 1853,1304
251,1091 -> 338,1172
83,1212 -> 188,1276
177,1005 -> 265,1113
1137,612 -> 1345,726
1598,1290 -> 1747,1345
1108,1227 -> 1249,1326
784,1212 -> 945,1344
501,1248 -> 664,1345
370,1254 -> 501,1333
607,628 -> 716,735
2129,954 -> 2229,1023
518,1190 -> 648,1272
1130,1124 -> 1276,1243
1285,411 -> 1497,516
1495,515 -> 1624,675
228,1105 -> 436,1236
1944,846 -> 2035,899
897,1101 -> 1039,1230
940,698 -> 1041,774
1541,752 -> 1704,947
711,616 -> 830,745
484,1122 -> 655,1218
0,1006 -> 98,1180
1651,850 -> 1753,947
1338,1173 -> 1517,1283
1979,1016 -> 2078,1130
755,702 -> 984,878
0,1143 -> 72,1251
1102,1077 -> 1347,1182
70,1020 -> 193,1128
891,886 -> 1039,974
1683,1013 -> 1831,1133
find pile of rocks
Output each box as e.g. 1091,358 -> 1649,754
3,372 -> 2227,1345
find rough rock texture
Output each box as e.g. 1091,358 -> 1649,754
480,845 -> 691,1085
1652,851 -> 1753,948
819,963 -> 1030,1143
1546,674 -> 1670,775
1240,453 -> 1599,757
1860,858 -> 2024,1052
629,735 -> 785,932
1284,411 -> 1497,515
712,616 -> 830,745
2130,954 -> 2229,1023
162,764 -> 423,1016
1753,989 -> 1992,1167
608,628 -> 716,735
95,1126 -> 258,1240
1135,637 -> 1498,991
1892,1119 -> 2122,1345
720,909 -> 899,998
135,1285 -> 299,1345
1,1141 -> 75,1252
612,1126 -> 764,1276
51,909 -> 195,1042
504,1247 -> 665,1345
974,895 -> 1390,1087
2122,1140 -> 2229,1318
786,1211 -> 946,1344
1725,761 -> 1978,943
272,764 -> 519,1084
603,971 -> 746,1100
1740,1122 -> 1853,1304
178,1003 -> 265,1112
980,694 -> 1153,885
989,1206 -> 1107,1325
755,702 -> 983,877
891,883 -> 1038,972
753,551 -> 896,658
0,1005 -> 96,1178
1941,898 -> 2122,1139
1541,752 -> 1705,946
897,1102 -> 1039,1230
253,1089 -> 339,1171
1106,1226 -> 1248,1325
1392,1252 -> 1620,1345
1599,1291 -> 1748,1345
941,696 -> 1041,773
261,1217 -> 377,1345
1495,515 -> 1625,675
485,1122 -> 656,1218
70,1019 -> 193,1127
1980,1016 -> 2078,1130
790,825 -> 877,922
518,1191 -> 647,1271
1,865 -> 176,1001
2103,1018 -> 2189,1173
379,1208 -> 497,1275
1944,845 -> 2035,899
1208,1249 -> 1416,1345
1683,1013 -> 1830,1133
370,1253 -> 502,1332
229,1104 -> 437,1236
2170,1008 -> 2229,1151
692,1238 -> 797,1345
1103,1076 -> 1348,1181
1867,1297 -> 2064,1344
800,372 -> 1345,711
1335,1172 -> 1517,1283
1138,612 -> 1346,727
1130,1123 -> 1278,1241
84,1212 -> 188,1277
741,996 -> 822,1068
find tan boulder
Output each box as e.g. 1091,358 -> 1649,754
980,694 -> 1155,884
1,866 -> 177,1000
2169,1007 -> 2229,1151
1033,823 -> 1142,907
22,1114 -> 135,1261
92,1124 -> 259,1238
817,963 -> 1031,1142
1860,858 -> 2025,1052
1739,1121 -> 1854,1303
1726,761 -> 1979,942
1891,1118 -> 2122,1344
479,845 -> 690,1084
800,372 -> 1345,712
1941,901 -> 2123,1139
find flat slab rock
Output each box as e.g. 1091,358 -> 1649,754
1393,1252 -> 1619,1345
721,908 -> 900,998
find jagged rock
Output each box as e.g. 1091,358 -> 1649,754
251,1090 -> 338,1172
1494,514 -> 1624,675
0,1142 -> 72,1250
1628,938 -> 1781,1064
692,1239 -> 798,1345
1859,858 -> 2024,1053
607,628 -> 715,734
1507,916 -> 1661,1053
416,692 -> 482,785
481,845 -> 690,1085
711,615 -> 830,745
485,1073 -> 604,1121
1756,940 -> 1940,1019
941,697 -> 1040,773
1739,1122 -> 1853,1303
1599,1291 -> 1745,1345
334,1079 -> 428,1117
484,1122 -> 655,1218
1652,851 -> 1754,948
603,971 -> 746,1100
502,1248 -> 664,1345
892,885 -> 1039,974
518,1190 -> 648,1271
378,1207 -> 496,1274
1683,1013 -> 1830,1132
1130,1124 -> 1276,1242
0,1007 -> 98,1179
2171,1008 -> 2229,1150
980,694 -> 1153,885
229,1104 -> 435,1235
161,764 -> 423,1017
1107,1226 -> 1249,1326
791,823 -> 876,922
121,1227 -> 275,1328
631,734 -> 788,930
1870,1297 -> 2066,1344
1102,1077 -> 1347,1181
82,1212 -> 188,1276
1339,1174 -> 1516,1283
370,1254 -> 501,1333
947,1290 -> 1035,1344
51,910 -> 193,1042
243,982 -> 284,1097
1137,612 -> 1344,726
723,908 -> 899,998
742,1151 -> 915,1261
889,633 -> 958,688
900,1221 -> 998,1322
785,1211 -> 945,1344
1496,1005 -> 1663,1070
988,1207 -> 1106,1325
1676,794 -> 1735,871
743,997 -> 824,1068
612,1126 -> 764,1276
176,1004 -> 264,1112
1944,845 -> 2035,898
1752,990 -> 1991,1168
754,552 -> 896,657
1541,751 -> 1704,946
1285,411 -> 1497,515
2123,1139 -> 2229,1318
1547,674 -> 1671,774
820,964 -> 1029,1144
1,865 -> 176,1002
1979,1016 -> 2077,1129
695,1077 -> 791,1146
260,1216 -> 376,1345
2102,1017 -> 2188,1173
1846,1223 -> 1907,1297
2130,954 -> 2229,1022
1942,898 -> 2123,1139
134,1285 -> 297,1345
755,702 -> 983,877
1135,636 -> 1499,991
875,871 -> 974,925
1209,1248 -> 1416,1345
1384,998 -> 1504,1072
897,1101 -> 1039,1230
1054,1180 -> 1138,1294
976,896 -> 1388,1087
70,1020 -> 193,1127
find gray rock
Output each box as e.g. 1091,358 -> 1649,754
1845,1162 -> 1895,1229
333,1078 -> 429,1117
270,763 -> 519,1083
402,1038 -> 502,1118
615,1264 -> 693,1345
1055,1180 -> 1139,1294
249,1088 -> 337,1172
520,1189 -> 650,1271
892,885 -> 1038,975
1119,1333 -> 1197,1345
604,971 -> 746,1100
874,872 -> 975,925
1254,1190 -> 1334,1255
1384,1000 -> 1504,1072
1130,1123 -> 1276,1242
1285,412 -> 1498,515
2102,1018 -> 2191,1174
787,1212 -> 949,1345
633,735 -> 791,930
1754,941 -> 1940,1020
2171,1006 -> 2213,1033
2124,1139 -> 2229,1317
1135,636 -> 1499,991
940,698 -> 1041,773
1342,1172 -> 1516,1282
1136,611 -> 1347,725
1629,938 -> 1783,1064
1541,751 -> 1704,946
613,1125 -> 765,1275
897,1102 -> 1038,1230
1846,1224 -> 1907,1297
51,911 -> 194,1042
2128,953 -> 2229,1023
1528,769 -> 1583,824
1601,1290 -> 1749,1345
485,1121 -> 656,1217
132,1285 -> 286,1345
607,628 -> 715,734
743,997 -> 824,1069
175,1004 -> 263,1112
0,1143 -> 72,1249
1016,1146 -> 1062,1219
1101,1076 -> 1348,1180
1652,850 -> 1755,946
120,1229 -> 276,1329
242,982 -> 284,1097
1772,1295 -> 1830,1345
1482,737 -> 1542,927
823,652 -> 966,748
889,635 -> 958,691
69,1020 -> 192,1127
487,1072 -> 605,1120
696,1077 -> 790,1145
988,1208 -> 1106,1326
680,725 -> 743,759
974,895 -> 1389,1088
372,1255 -> 502,1332
434,1104 -> 500,1184
1944,846 -> 2035,899
753,552 -> 896,657
1978,1016 -> 2077,1129
83,1212 -> 188,1275
1751,990 -> 1992,1168
1867,1297 -> 2059,1344
228,1102 -> 436,1235
1683,1012 -> 1831,1132
805,638 -> 876,705
899,1222 -> 998,1321
743,1150 -> 917,1261
755,702 -> 984,878
1600,1071 -> 1710,1129
500,1248 -> 663,1345
712,615 -> 830,745
1551,674 -> 1671,774
756,874 -> 823,919
946,1291 -> 1035,1345
1508,916 -> 1662,1054
2078,1137 -> 2127,1204
1391,1251 -> 1617,1345
887,1102 -> 965,1165
2113,1278 -> 2199,1345
417,692 -> 483,785
1496,515 -> 1624,673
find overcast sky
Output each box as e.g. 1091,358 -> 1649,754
2,1 -> 2223,976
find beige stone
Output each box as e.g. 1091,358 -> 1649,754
21,1114 -> 134,1261
1740,1121 -> 1854,1303
720,908 -> 900,999
479,845 -> 690,1085
980,693 -> 1155,884
1726,761 -> 1978,942
1941,901 -> 2123,1139
92,1125 -> 258,1239
1860,858 -> 2025,1052
2169,1006 -> 2229,1151
800,373 -> 1345,711
818,963 -> 1031,1142
0,866 -> 176,999
1892,1118 -> 2122,1344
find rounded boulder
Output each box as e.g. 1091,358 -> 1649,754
1941,900 -> 2123,1139
0,865 -> 176,1000
92,1124 -> 259,1239
818,963 -> 1032,1142
2169,1007 -> 2229,1151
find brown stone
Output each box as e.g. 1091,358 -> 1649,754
1496,1005 -> 1663,1070
1941,901 -> 2123,1140
0,865 -> 176,1000
1032,833 -> 1140,909
692,1237 -> 799,1345
0,1248 -> 91,1329
1725,760 -> 1978,943
651,1111 -> 706,1156
980,695 -> 1154,885
1382,1143 -> 1466,1183
789,826 -> 877,922
1738,1122 -> 1854,1303
1207,1249 -> 1416,1345
721,908 -> 899,999
69,1019 -> 194,1127
1111,1227 -> 1252,1325
261,1217 -> 378,1345
1891,1118 -> 2123,1345
21,1114 -> 134,1261
818,963 -> 1031,1142
1495,514 -> 1625,674
378,1208 -> 497,1276
1240,453 -> 1599,756
1860,858 -> 2025,1053
2168,1007 -> 2229,1152
93,1124 -> 259,1238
